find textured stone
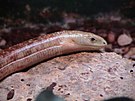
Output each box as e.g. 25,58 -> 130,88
0,52 -> 135,101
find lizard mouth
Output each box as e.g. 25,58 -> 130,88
81,43 -> 107,48
74,44 -> 106,51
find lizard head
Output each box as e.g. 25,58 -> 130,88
69,31 -> 107,50
82,32 -> 107,47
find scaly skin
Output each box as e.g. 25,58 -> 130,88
0,30 -> 107,81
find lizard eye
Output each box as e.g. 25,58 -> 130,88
103,42 -> 106,44
90,37 -> 96,42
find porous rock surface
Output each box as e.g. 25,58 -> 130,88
0,52 -> 135,101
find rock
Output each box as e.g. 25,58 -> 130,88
105,44 -> 113,52
124,47 -> 135,60
0,52 -> 135,101
114,47 -> 129,54
0,38 -> 6,46
117,34 -> 133,46
107,31 -> 116,43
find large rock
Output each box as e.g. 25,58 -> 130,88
0,52 -> 135,101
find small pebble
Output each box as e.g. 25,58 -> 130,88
0,39 -> 6,46
124,47 -> 135,59
107,31 -> 116,43
117,34 -> 133,46
114,47 -> 129,54
114,48 -> 123,54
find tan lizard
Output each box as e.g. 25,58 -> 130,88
0,30 -> 107,81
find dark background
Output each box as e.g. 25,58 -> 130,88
0,0 -> 134,24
